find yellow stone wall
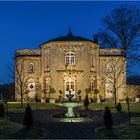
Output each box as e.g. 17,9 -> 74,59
15,41 -> 126,101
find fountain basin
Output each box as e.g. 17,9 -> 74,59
54,102 -> 92,122
57,102 -> 82,118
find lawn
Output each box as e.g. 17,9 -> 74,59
95,117 -> 140,139
5,102 -> 63,113
0,101 -> 139,139
91,102 -> 140,139
0,118 -> 48,139
1,101 -> 140,114
79,102 -> 140,113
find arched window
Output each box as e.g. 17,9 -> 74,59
65,52 -> 75,65
28,63 -> 34,73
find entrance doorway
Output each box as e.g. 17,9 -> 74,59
64,76 -> 75,98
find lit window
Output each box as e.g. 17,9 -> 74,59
66,82 -> 69,91
91,80 -> 96,92
65,52 -> 75,65
91,81 -> 94,92
90,76 -> 96,92
28,63 -> 34,73
71,82 -> 74,91
65,77 -> 75,92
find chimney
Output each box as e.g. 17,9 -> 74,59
93,34 -> 98,44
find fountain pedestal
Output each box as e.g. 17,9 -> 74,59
65,104 -> 75,117
63,102 -> 81,118
55,90 -> 91,122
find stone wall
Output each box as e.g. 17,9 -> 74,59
126,85 -> 140,97
15,41 -> 126,102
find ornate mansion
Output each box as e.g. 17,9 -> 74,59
15,28 -> 126,102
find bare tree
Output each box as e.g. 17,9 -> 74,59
15,59 -> 28,107
102,57 -> 126,109
98,5 -> 140,66
8,58 -> 28,107
98,5 -> 140,124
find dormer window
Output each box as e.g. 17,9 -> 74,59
28,63 -> 34,73
65,52 -> 75,65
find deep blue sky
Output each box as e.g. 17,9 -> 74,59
0,1 -> 140,84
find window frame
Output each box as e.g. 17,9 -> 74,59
65,52 -> 75,65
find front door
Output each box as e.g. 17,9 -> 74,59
64,76 -> 75,98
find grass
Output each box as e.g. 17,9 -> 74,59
79,102 -> 140,113
2,102 -> 63,113
1,101 -> 139,114
0,101 -> 139,139
92,102 -> 140,139
0,118 -> 48,139
95,117 -> 140,139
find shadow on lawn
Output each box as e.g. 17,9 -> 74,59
131,112 -> 140,117
11,127 -> 47,139
96,128 -> 118,139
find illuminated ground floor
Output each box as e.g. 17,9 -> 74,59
16,72 -> 126,103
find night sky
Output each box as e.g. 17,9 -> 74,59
0,1 -> 140,84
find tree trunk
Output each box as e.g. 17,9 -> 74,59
21,93 -> 23,108
114,86 -> 117,109
127,98 -> 131,124
114,92 -> 117,109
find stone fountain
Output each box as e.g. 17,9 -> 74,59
64,91 -> 81,118
55,91 -> 92,122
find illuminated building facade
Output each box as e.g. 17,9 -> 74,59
15,28 -> 126,102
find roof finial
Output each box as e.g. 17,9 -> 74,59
67,26 -> 72,36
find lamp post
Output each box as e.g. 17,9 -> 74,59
126,96 -> 131,124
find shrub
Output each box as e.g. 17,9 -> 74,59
136,94 -> 140,98
117,102 -> 122,112
84,95 -> 90,110
77,90 -> 81,95
103,106 -> 113,129
23,104 -> 34,128
59,90 -> 63,94
0,103 -> 5,117
35,96 -> 40,102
